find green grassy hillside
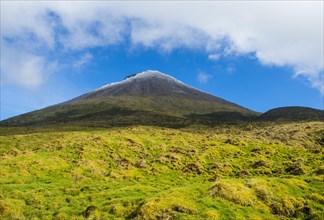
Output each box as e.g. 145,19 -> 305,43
260,107 -> 324,122
1,122 -> 323,219
0,96 -> 257,127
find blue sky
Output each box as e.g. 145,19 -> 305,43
1,1 -> 323,120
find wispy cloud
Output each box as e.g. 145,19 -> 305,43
1,1 -> 323,92
208,53 -> 220,61
197,72 -> 212,84
294,70 -> 324,95
226,64 -> 236,74
73,52 -> 93,69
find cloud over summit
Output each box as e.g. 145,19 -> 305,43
1,1 -> 323,92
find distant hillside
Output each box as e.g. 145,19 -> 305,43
259,107 -> 324,122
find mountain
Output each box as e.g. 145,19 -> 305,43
0,70 -> 257,127
1,70 -> 322,127
69,70 -> 228,102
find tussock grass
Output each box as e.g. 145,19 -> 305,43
0,122 -> 323,219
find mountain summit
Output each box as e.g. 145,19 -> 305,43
1,70 -> 258,127
69,70 -> 236,105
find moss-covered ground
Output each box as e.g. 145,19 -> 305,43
0,122 -> 323,219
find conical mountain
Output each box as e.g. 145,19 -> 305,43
0,70 -> 258,127
69,70 -> 243,106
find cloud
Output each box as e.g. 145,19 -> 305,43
294,70 -> 324,94
197,72 -> 212,84
208,53 -> 221,61
130,20 -> 208,51
226,64 -> 236,74
1,40 -> 57,89
73,52 -> 93,69
1,1 -> 323,92
2,53 -> 45,88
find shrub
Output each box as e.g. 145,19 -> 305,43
110,203 -> 127,217
53,211 -> 69,220
285,162 -> 306,175
0,201 -> 11,217
135,159 -> 147,168
254,187 -> 273,203
314,166 -> 324,175
0,199 -> 25,219
270,197 -> 307,218
308,193 -> 324,205
183,163 -> 204,175
204,209 -> 220,220
132,197 -> 196,220
82,205 -> 97,218
251,160 -> 268,168
236,170 -> 250,178
209,180 -> 256,206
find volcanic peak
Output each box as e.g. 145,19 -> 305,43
95,70 -> 192,91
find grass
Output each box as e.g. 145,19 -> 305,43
0,121 -> 323,219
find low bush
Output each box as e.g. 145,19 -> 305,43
209,180 -> 256,206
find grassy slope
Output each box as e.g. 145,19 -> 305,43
260,107 -> 324,122
0,122 -> 323,219
0,96 -> 257,126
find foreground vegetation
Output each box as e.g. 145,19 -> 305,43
1,122 -> 323,219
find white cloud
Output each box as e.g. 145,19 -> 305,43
1,1 -> 55,48
197,72 -> 212,84
208,53 -> 221,61
130,20 -> 207,51
3,53 -> 45,88
1,41 -> 57,89
1,1 -> 323,92
294,70 -> 324,94
73,52 -> 93,69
